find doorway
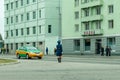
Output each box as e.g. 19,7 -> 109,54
95,39 -> 102,54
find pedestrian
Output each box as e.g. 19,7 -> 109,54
6,48 -> 9,54
56,40 -> 63,63
105,46 -> 109,56
101,46 -> 104,56
108,46 -> 112,56
46,47 -> 48,55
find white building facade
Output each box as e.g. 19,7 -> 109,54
4,0 -> 61,54
62,0 -> 120,55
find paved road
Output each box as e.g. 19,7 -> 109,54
0,55 -> 120,80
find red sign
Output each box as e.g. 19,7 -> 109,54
84,30 -> 95,35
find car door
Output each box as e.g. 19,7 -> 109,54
20,47 -> 27,57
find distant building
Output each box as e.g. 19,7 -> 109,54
62,0 -> 119,55
4,0 -> 61,54
0,34 -> 4,48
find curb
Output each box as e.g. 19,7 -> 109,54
0,60 -> 20,66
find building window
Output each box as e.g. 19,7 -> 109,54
21,43 -> 24,46
74,0 -> 79,7
39,25 -> 41,34
82,0 -> 89,3
74,40 -> 80,51
21,0 -> 23,6
96,6 -> 101,15
11,2 -> 13,9
11,30 -> 13,37
26,42 -> 29,44
33,11 -> 36,19
16,1 -> 18,8
21,14 -> 23,21
75,11 -> 79,19
27,28 -> 29,35
84,8 -> 89,17
39,42 -> 43,45
6,31 -> 8,38
96,21 -> 101,29
6,18 -> 9,24
16,43 -> 18,50
27,13 -> 30,20
11,17 -> 13,23
6,4 -> 9,10
21,28 -> 24,35
27,0 -> 29,4
32,42 -> 36,47
33,0 -> 36,2
107,37 -> 116,46
11,43 -> 13,50
33,26 -> 36,34
16,29 -> 18,36
16,15 -> 18,23
75,24 -> 79,32
39,10 -> 41,18
84,22 -> 89,30
109,5 -> 113,13
48,25 -> 52,33
84,0 -> 89,3
108,20 -> 114,29
85,39 -> 91,51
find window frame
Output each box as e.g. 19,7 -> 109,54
108,5 -> 114,13
108,20 -> 114,29
48,25 -> 52,33
75,11 -> 79,19
33,26 -> 36,34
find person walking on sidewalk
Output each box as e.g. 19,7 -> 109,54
105,46 -> 109,56
101,46 -> 104,56
46,47 -> 48,55
108,46 -> 112,56
56,40 -> 63,63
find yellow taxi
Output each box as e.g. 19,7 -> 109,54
16,46 -> 44,59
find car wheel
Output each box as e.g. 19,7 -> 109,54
38,57 -> 42,59
26,54 -> 31,59
17,54 -> 20,59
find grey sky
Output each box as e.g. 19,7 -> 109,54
0,0 -> 4,39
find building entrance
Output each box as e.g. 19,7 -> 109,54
95,39 -> 102,54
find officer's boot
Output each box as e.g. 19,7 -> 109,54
58,58 -> 61,63
57,58 -> 59,63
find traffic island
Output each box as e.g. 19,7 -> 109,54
0,59 -> 19,66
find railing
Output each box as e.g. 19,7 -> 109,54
81,0 -> 103,8
81,15 -> 103,22
81,29 -> 103,36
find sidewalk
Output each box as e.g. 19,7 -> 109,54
63,54 -> 120,60
44,54 -> 120,59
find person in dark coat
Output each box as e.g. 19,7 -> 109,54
108,46 -> 112,56
105,46 -> 109,56
46,47 -> 48,55
56,40 -> 63,63
101,46 -> 104,56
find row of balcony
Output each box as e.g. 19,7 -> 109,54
81,29 -> 103,36
81,0 -> 103,8
81,15 -> 103,22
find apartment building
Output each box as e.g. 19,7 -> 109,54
62,0 -> 120,55
4,0 -> 61,54
0,34 -> 4,49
